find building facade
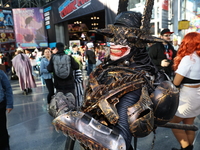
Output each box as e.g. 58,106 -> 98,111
43,0 -> 200,47
43,0 -> 120,47
127,0 -> 200,42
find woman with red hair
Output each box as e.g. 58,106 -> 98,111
171,32 -> 200,150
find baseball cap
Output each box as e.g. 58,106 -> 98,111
87,42 -> 94,49
160,29 -> 174,35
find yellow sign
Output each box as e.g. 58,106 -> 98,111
178,20 -> 190,30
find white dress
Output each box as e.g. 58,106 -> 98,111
175,52 -> 200,118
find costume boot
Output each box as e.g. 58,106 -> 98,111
172,145 -> 193,150
53,111 -> 126,150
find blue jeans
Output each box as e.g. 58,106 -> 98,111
87,63 -> 94,76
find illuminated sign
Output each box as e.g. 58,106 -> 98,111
44,6 -> 52,30
58,0 -> 91,19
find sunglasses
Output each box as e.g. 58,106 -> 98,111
163,34 -> 171,37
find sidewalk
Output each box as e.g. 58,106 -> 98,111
8,79 -> 67,150
7,78 -> 200,150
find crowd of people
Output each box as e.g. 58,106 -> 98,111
0,23 -> 200,150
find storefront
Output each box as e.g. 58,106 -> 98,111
43,0 -> 120,47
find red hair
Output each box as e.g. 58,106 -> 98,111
173,32 -> 200,70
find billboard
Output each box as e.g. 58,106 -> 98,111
0,8 -> 15,52
12,8 -> 48,49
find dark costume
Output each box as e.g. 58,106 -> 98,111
52,1 -> 179,150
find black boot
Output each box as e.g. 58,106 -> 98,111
172,145 -> 193,150
28,88 -> 32,93
23,89 -> 28,95
184,145 -> 193,150
128,145 -> 134,150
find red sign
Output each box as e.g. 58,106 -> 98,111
59,0 -> 91,19
162,0 -> 168,11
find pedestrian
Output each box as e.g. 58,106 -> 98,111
71,44 -> 83,69
85,42 -> 96,76
47,42 -> 79,97
51,47 -> 58,54
0,70 -> 13,150
171,32 -> 200,150
173,39 -> 180,51
40,48 -> 54,110
24,49 -> 38,77
148,28 -> 177,79
12,47 -> 36,95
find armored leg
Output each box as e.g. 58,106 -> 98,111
53,111 -> 126,150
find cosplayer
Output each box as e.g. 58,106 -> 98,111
52,0 -> 180,150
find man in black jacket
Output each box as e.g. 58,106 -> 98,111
47,42 -> 79,96
148,29 -> 177,78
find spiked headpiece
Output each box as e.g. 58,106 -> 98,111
96,0 -> 166,48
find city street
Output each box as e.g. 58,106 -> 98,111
7,78 -> 200,150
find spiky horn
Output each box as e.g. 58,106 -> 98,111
117,0 -> 128,15
140,0 -> 154,34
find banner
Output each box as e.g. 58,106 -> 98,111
0,8 -> 15,52
49,0 -> 104,24
12,8 -> 48,49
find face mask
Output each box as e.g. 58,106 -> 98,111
110,44 -> 131,60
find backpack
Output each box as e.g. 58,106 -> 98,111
53,54 -> 71,79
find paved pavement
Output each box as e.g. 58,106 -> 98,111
7,78 -> 200,150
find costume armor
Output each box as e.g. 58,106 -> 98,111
53,111 -> 126,150
52,0 -> 180,149
151,81 -> 179,125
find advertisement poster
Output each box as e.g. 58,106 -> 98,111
12,8 -> 48,49
0,9 -> 15,52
